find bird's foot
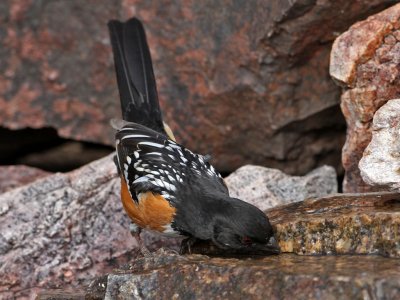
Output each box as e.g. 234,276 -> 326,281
130,223 -> 151,258
179,236 -> 197,255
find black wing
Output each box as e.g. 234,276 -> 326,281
115,122 -> 227,203
108,18 -> 166,135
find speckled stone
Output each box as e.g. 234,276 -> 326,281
359,99 -> 400,191
187,192 -> 400,258
73,253 -> 400,299
225,165 -> 337,211
330,3 -> 400,192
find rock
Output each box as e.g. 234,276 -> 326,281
330,3 -> 400,192
2,1 -> 397,174
359,99 -> 400,191
0,165 -> 50,193
225,165 -> 337,211
40,253 -> 400,299
269,192 -> 400,257
0,154 -> 180,300
187,192 -> 400,258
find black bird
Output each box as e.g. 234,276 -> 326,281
108,17 -> 279,255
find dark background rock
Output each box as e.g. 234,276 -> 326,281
330,3 -> 400,192
0,0 -> 397,174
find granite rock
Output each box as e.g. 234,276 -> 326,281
188,192 -> 400,258
225,165 -> 337,211
0,165 -> 50,193
359,99 -> 400,191
43,253 -> 400,299
2,0 -> 397,173
330,3 -> 400,192
0,154 -> 180,300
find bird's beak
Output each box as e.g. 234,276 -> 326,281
262,236 -> 280,254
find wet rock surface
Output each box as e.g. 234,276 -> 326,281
188,192 -> 400,258
2,0 -> 397,173
269,192 -> 400,257
39,253 -> 400,299
359,99 -> 400,191
330,3 -> 400,192
226,165 -> 337,211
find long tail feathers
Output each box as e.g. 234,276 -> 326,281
108,18 -> 166,136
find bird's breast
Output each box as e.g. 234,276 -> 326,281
120,177 -> 178,234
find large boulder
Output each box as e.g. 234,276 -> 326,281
330,3 -> 400,192
40,192 -> 400,300
0,155 -> 180,300
1,0 -> 397,173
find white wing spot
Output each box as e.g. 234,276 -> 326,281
134,151 -> 139,159
121,134 -> 149,140
133,176 -> 150,184
126,156 -> 132,164
138,141 -> 164,148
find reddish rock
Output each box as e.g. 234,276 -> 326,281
0,165 -> 50,193
0,0 -> 397,174
0,154 -> 180,300
330,3 -> 400,192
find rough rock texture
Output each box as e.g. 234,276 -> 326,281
359,99 -> 400,191
38,192 -> 400,299
0,165 -> 50,193
225,165 -> 337,211
40,254 -> 400,299
330,3 -> 400,192
2,153 -> 399,299
0,154 -> 180,300
2,1 -> 397,173
187,192 -> 400,258
186,193 -> 400,257
269,192 -> 400,257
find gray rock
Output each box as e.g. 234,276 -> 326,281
0,154 -> 180,300
225,165 -> 337,210
359,99 -> 400,191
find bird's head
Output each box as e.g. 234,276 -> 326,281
210,196 -> 280,254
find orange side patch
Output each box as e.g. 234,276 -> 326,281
120,177 -> 176,232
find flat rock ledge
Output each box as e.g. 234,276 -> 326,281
39,253 -> 400,300
189,192 -> 400,258
37,192 -> 400,299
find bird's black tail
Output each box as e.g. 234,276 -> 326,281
108,18 -> 166,136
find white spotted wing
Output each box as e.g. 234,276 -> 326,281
115,122 -> 225,204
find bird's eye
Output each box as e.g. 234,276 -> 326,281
242,236 -> 252,245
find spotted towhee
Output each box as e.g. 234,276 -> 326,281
108,18 -> 279,255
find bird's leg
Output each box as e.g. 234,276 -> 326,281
130,223 -> 151,257
179,236 -> 197,255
